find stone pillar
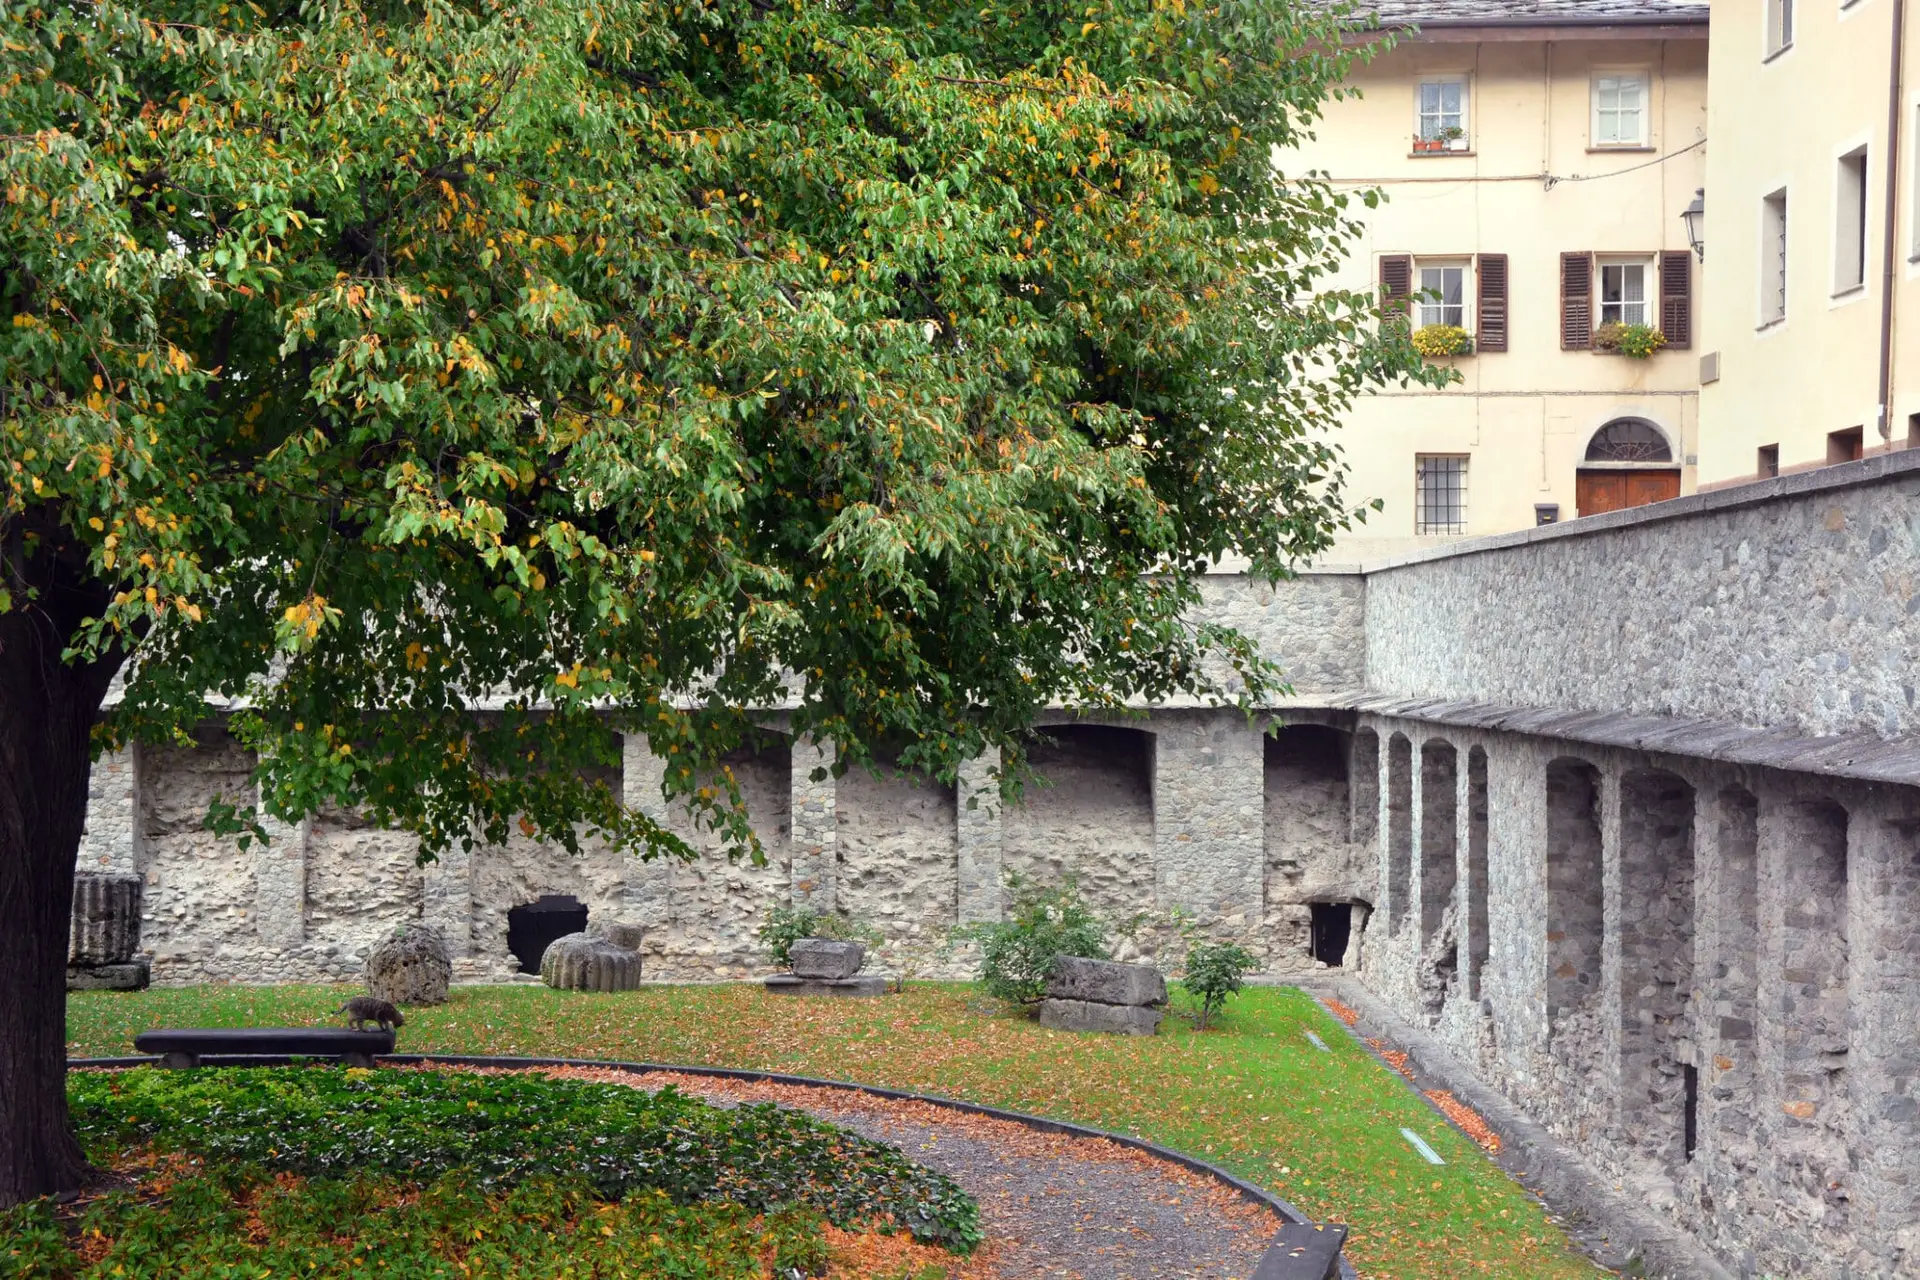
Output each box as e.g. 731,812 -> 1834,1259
421,841 -> 474,958
1848,797 -> 1920,1252
1150,715 -> 1263,934
1696,785 -> 1761,1181
955,751 -> 1003,925
790,735 -> 837,910
621,733 -> 676,930
253,787 -> 308,950
79,746 -> 139,875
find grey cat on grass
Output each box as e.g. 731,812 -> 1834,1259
334,996 -> 405,1033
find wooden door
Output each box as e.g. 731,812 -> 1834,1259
1577,469 -> 1679,517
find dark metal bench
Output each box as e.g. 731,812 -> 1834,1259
133,1027 -> 395,1069
1253,1222 -> 1349,1280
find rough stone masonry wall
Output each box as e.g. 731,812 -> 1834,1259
88,702 -> 1361,988
1363,452 -> 1920,740
1341,456 -> 1920,1280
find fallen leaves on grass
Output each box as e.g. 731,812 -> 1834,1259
1425,1091 -> 1502,1155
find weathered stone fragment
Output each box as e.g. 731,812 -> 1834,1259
1045,955 -> 1166,1007
67,961 -> 150,991
763,974 -> 890,998
70,872 -> 143,965
540,931 -> 644,991
365,922 -> 452,1005
789,938 -> 865,979
590,920 -> 646,951
1037,998 -> 1163,1036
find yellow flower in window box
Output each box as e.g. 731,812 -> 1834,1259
1411,323 -> 1473,358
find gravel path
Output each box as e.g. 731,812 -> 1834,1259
529,1066 -> 1283,1279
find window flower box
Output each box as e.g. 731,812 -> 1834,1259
1412,323 -> 1474,358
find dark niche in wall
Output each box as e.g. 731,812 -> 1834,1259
507,894 -> 589,974
1309,901 -> 1352,966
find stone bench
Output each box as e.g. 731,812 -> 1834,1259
1252,1222 -> 1349,1280
134,1027 -> 395,1069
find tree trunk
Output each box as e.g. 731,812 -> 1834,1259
0,506 -> 121,1208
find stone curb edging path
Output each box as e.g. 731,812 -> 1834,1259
71,1052 -> 1355,1280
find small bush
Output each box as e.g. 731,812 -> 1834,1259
1410,323 -> 1473,358
65,1067 -> 981,1252
757,904 -> 882,968
1180,940 -> 1259,1030
950,873 -> 1109,1007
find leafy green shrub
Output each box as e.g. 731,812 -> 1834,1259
757,904 -> 883,968
950,873 -> 1109,1007
1410,323 -> 1473,358
1179,940 -> 1259,1030
0,1169 -> 834,1279
65,1067 -> 980,1252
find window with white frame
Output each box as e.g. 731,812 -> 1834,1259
1415,76 -> 1470,150
1766,0 -> 1794,55
1592,73 -> 1650,147
1597,257 -> 1653,327
1415,259 -> 1471,329
1836,147 -> 1869,293
1415,455 -> 1469,536
1761,188 -> 1789,324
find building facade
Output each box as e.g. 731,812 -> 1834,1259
1695,0 -> 1920,484
1293,1 -> 1710,558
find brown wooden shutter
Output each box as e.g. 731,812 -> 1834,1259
1560,251 -> 1593,350
1380,254 -> 1413,321
1476,253 -> 1509,352
1660,249 -> 1693,349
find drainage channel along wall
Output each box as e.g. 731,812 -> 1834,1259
72,453 -> 1920,1276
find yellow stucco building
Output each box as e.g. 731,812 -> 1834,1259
1295,1 -> 1711,558
1696,0 -> 1919,483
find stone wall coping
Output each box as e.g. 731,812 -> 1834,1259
1350,448 -> 1920,575
1300,692 -> 1920,786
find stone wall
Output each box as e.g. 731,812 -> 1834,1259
1363,452 -> 1920,740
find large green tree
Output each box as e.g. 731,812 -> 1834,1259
0,0 -> 1425,1204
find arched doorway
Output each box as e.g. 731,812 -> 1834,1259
1575,418 -> 1680,517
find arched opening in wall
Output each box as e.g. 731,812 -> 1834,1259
506,894 -> 588,974
1420,740 -> 1459,946
1775,798 -> 1850,1143
1386,734 -> 1413,936
1309,902 -> 1352,966
1264,725 -> 1354,964
1709,786 -> 1759,1169
1620,769 -> 1697,1176
1351,729 -> 1381,847
1546,758 -> 1604,1041
1575,417 -> 1681,517
1005,724 -> 1155,923
1467,747 -> 1490,999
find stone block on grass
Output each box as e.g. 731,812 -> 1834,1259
764,974 -> 891,998
789,938 -> 865,979
1045,956 -> 1166,1008
1037,997 -> 1164,1036
541,932 -> 644,991
365,922 -> 452,1005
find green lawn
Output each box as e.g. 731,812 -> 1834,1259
67,983 -> 1604,1280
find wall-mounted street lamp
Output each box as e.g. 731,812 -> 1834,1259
1681,189 -> 1706,262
